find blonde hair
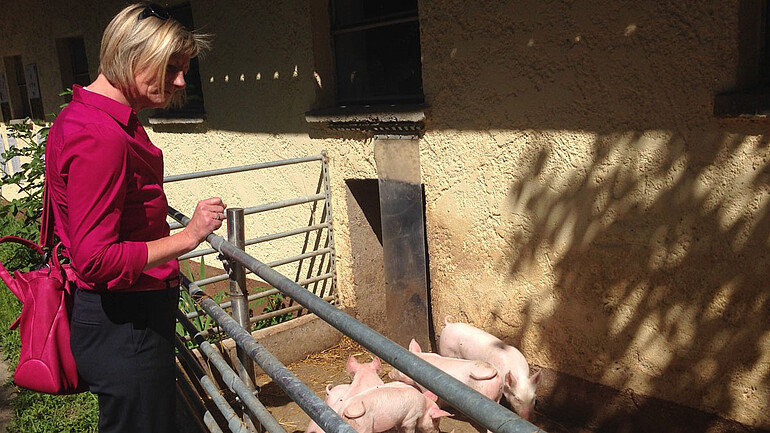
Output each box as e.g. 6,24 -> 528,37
98,2 -> 211,108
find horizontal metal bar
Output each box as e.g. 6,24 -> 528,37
265,248 -> 331,269
182,294 -> 335,343
177,310 -> 287,433
174,337 -> 251,433
167,206 -> 544,433
194,273 -> 231,287
186,288 -> 280,320
164,154 -> 323,183
248,296 -> 335,326
189,250 -> 329,289
169,194 -> 326,230
240,194 -> 326,215
184,287 -> 283,321
178,224 -> 329,261
297,272 -> 334,287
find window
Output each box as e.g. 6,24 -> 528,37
56,37 -> 91,103
149,2 -> 206,119
3,56 -> 31,120
330,0 -> 424,106
714,1 -> 770,117
0,72 -> 10,122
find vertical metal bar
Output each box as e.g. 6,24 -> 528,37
227,208 -> 259,432
289,159 -> 325,317
320,150 -> 338,303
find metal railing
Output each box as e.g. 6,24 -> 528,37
166,153 -> 336,336
169,154 -> 545,433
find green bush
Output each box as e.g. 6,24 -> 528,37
1,118 -> 99,432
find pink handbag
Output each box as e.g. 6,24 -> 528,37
0,179 -> 86,394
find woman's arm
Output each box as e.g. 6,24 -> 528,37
144,197 -> 226,270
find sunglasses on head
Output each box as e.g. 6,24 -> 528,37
138,3 -> 171,21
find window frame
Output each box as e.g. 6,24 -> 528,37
714,1 -> 770,117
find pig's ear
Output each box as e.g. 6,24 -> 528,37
325,384 -> 334,394
371,356 -> 382,371
409,339 -> 422,353
530,369 -> 542,386
429,407 -> 453,419
423,390 -> 439,402
505,371 -> 518,389
346,355 -> 359,373
343,401 -> 367,419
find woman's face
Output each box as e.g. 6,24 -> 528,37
131,55 -> 189,111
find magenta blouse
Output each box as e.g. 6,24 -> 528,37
46,85 -> 179,292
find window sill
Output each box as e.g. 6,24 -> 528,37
148,117 -> 205,125
305,104 -> 425,134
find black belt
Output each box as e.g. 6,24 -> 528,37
165,275 -> 181,289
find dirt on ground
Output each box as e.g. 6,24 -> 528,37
252,337 -> 589,433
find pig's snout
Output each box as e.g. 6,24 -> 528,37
517,407 -> 532,421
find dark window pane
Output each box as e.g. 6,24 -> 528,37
12,56 -> 31,118
69,38 -> 89,76
157,2 -> 205,116
169,3 -> 194,30
762,2 -> 770,87
334,21 -> 423,105
182,56 -> 205,112
333,0 -> 417,29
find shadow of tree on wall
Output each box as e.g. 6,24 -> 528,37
500,124 -> 769,430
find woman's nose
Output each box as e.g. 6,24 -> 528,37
172,71 -> 185,88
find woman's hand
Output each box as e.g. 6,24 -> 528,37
183,197 -> 227,247
144,197 -> 227,271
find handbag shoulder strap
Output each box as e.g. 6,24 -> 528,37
39,150 -> 54,249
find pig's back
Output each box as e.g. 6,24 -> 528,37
439,322 -> 501,360
439,322 -> 527,375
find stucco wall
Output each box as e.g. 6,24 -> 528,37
1,0 -> 767,429
417,0 -> 768,428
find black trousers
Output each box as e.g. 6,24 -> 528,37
70,285 -> 180,433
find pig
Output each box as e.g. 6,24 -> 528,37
345,355 -> 385,395
307,384 -> 351,433
307,356 -> 385,433
340,382 -> 452,433
438,316 -> 542,420
388,339 -> 503,407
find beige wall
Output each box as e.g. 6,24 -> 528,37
1,0 -> 767,428
417,0 -> 768,428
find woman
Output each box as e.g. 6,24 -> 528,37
45,3 -> 222,432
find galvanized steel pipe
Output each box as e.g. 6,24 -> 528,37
168,264 -> 357,433
174,338 -> 251,433
176,310 -> 287,433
